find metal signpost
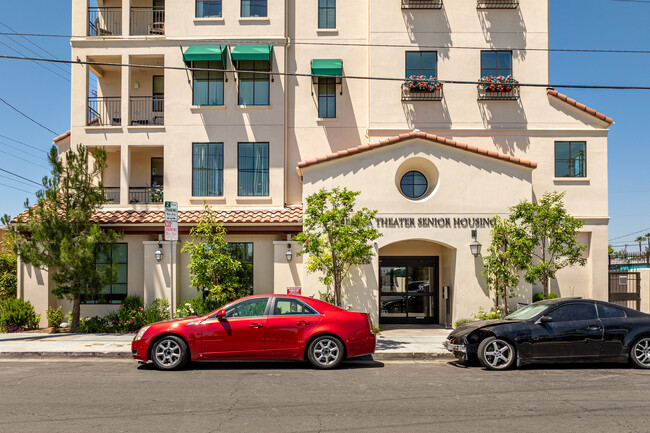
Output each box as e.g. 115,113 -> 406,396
164,201 -> 178,318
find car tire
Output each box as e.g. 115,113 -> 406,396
477,336 -> 516,371
307,335 -> 345,369
150,335 -> 189,371
630,337 -> 650,369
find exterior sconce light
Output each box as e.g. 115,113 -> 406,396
154,242 -> 163,262
285,243 -> 293,262
470,229 -> 482,257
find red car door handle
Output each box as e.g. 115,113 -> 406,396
297,321 -> 310,326
249,323 -> 263,329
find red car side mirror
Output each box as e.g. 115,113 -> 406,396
216,309 -> 226,320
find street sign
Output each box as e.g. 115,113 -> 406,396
287,287 -> 302,296
165,220 -> 178,241
164,201 -> 178,222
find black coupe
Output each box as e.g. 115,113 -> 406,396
444,298 -> 650,370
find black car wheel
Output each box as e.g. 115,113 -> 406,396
307,336 -> 344,369
150,336 -> 189,371
478,336 -> 515,370
630,337 -> 650,369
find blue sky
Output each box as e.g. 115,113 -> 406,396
0,0 -> 648,250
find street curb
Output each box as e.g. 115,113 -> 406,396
0,352 -> 132,359
372,352 -> 455,361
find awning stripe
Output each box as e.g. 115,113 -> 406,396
183,45 -> 227,66
231,45 -> 273,62
311,59 -> 342,76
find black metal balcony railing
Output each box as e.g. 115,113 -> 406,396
103,187 -> 120,204
402,86 -> 443,101
477,85 -> 520,100
88,7 -> 122,36
477,0 -> 519,9
130,7 -> 165,35
87,97 -> 121,126
402,0 -> 443,9
129,187 -> 164,204
129,96 -> 164,125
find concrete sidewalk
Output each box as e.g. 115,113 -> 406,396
0,326 -> 453,361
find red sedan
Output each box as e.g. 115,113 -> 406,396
132,294 -> 376,370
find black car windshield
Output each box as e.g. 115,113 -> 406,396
505,304 -> 550,320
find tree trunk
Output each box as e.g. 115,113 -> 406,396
543,274 -> 549,300
334,272 -> 341,307
71,297 -> 81,332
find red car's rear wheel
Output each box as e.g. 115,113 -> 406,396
308,336 -> 344,369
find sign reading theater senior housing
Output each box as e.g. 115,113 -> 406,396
164,201 -> 178,241
373,215 -> 496,229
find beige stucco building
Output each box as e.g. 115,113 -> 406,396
18,0 -> 611,327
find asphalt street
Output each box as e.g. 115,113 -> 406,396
1,358 -> 649,433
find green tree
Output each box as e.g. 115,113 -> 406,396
481,216 -> 529,315
608,244 -> 614,256
181,204 -> 248,305
294,187 -> 382,306
0,232 -> 17,299
509,191 -> 587,300
3,145 -> 119,331
635,236 -> 647,255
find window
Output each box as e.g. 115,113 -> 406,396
192,60 -> 224,106
273,298 -> 318,315
598,304 -> 626,319
405,51 -> 437,80
227,242 -> 254,294
400,171 -> 428,199
225,297 -> 269,318
241,0 -> 267,17
555,141 -> 586,178
153,75 -> 164,112
238,60 -> 270,105
318,77 -> 336,118
481,51 -> 512,77
318,0 -> 336,29
151,157 -> 163,187
548,303 -> 597,322
82,243 -> 128,304
238,142 -> 269,196
192,143 -> 223,196
196,0 -> 222,17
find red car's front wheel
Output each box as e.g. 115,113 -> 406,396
308,336 -> 344,369
150,336 -> 189,371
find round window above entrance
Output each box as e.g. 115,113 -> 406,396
400,171 -> 428,199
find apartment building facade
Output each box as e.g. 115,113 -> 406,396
19,0 -> 611,327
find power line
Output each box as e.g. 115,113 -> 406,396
0,181 -> 38,195
0,167 -> 43,186
0,96 -> 59,135
609,228 -> 650,242
2,54 -> 650,91
0,140 -> 50,161
0,40 -> 70,83
0,148 -> 50,170
0,134 -> 51,154
2,31 -> 650,55
0,173 -> 42,189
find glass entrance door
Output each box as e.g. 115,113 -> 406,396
379,256 -> 439,324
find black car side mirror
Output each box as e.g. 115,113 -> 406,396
538,316 -> 553,325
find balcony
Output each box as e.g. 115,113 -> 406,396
103,187 -> 120,204
129,187 -> 164,204
402,86 -> 443,101
88,7 -> 122,36
130,7 -> 165,36
477,85 -> 519,101
401,0 -> 443,9
129,97 -> 164,125
87,97 -> 121,126
477,0 -> 519,9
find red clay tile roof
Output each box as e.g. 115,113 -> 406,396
53,130 -> 71,144
13,206 -> 303,225
297,131 -> 538,172
547,88 -> 613,124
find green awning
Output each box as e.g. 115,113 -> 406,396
311,59 -> 342,76
183,45 -> 227,66
231,45 -> 273,62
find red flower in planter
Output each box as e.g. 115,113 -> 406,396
403,75 -> 442,92
478,75 -> 519,92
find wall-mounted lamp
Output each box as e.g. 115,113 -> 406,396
154,242 -> 163,262
470,229 -> 482,257
285,243 -> 293,262
134,81 -> 140,89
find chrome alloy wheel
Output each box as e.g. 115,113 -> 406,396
313,338 -> 341,366
633,338 -> 650,367
154,339 -> 182,368
483,340 -> 513,368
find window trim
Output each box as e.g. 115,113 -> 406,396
317,76 -> 337,119
241,0 -> 267,18
228,242 -> 254,295
400,170 -> 428,199
237,142 -> 270,197
237,60 -> 271,106
196,0 -> 222,18
405,51 -> 438,80
192,142 -> 224,197
271,297 -> 321,316
555,141 -> 587,178
222,297 -> 271,319
480,50 -> 513,78
318,0 -> 336,29
81,243 -> 128,305
192,60 -> 225,107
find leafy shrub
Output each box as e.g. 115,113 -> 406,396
122,295 -> 144,311
176,296 -> 228,318
0,273 -> 17,299
532,292 -> 559,303
143,298 -> 170,324
77,297 -> 174,334
473,307 -> 502,321
47,306 -> 64,328
454,318 -> 472,328
79,316 -> 110,333
105,303 -> 145,334
0,298 -> 40,332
